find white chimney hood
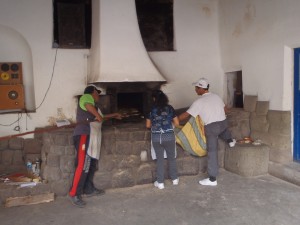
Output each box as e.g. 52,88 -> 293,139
88,0 -> 166,83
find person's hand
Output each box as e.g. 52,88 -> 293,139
95,115 -> 103,122
114,113 -> 123,120
224,106 -> 231,115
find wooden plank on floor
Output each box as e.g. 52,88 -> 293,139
5,192 -> 55,208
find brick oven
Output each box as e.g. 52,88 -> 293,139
96,81 -> 165,122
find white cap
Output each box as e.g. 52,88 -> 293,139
85,84 -> 106,95
192,78 -> 209,89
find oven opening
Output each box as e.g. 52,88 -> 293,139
117,92 -> 145,122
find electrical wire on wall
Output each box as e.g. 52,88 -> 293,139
0,113 -> 22,128
35,48 -> 58,110
0,48 -> 58,132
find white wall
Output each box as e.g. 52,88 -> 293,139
0,0 -> 89,137
150,0 -> 224,109
1,0 -> 299,138
0,25 -> 35,111
219,0 -> 300,110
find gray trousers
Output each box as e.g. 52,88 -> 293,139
204,119 -> 232,178
152,132 -> 178,183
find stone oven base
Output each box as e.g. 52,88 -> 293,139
39,122 -> 209,197
1,122 -> 223,204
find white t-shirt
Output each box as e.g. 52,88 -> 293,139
187,92 -> 226,125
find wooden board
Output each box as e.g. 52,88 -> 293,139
5,193 -> 55,208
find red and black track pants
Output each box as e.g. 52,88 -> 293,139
69,135 -> 91,197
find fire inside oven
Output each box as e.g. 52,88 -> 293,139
117,92 -> 145,122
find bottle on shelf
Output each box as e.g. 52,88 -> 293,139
26,160 -> 32,174
35,158 -> 41,176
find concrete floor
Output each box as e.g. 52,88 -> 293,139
1,169 -> 300,225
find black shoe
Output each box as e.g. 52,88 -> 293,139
83,188 -> 105,198
68,195 -> 86,208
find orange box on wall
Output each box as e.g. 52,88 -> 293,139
0,84 -> 25,110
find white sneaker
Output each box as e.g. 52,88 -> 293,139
172,178 -> 179,185
154,181 -> 165,189
199,178 -> 217,186
229,139 -> 236,148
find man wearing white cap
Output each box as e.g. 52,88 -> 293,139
178,78 -> 236,186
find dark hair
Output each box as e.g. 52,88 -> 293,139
84,85 -> 100,94
152,90 -> 169,108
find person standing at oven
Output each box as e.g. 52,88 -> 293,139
69,84 -> 122,207
178,78 -> 236,186
146,90 -> 180,190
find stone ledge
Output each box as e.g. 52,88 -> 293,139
224,143 -> 270,177
268,161 -> 300,186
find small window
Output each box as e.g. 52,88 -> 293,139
53,0 -> 91,49
136,0 -> 174,51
